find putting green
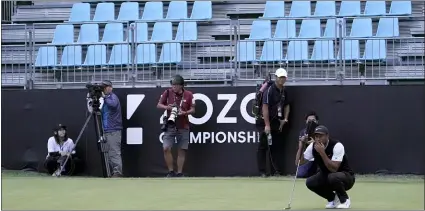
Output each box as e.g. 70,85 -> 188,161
1,171 -> 423,210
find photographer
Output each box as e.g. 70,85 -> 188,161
100,80 -> 123,178
44,124 -> 77,176
295,111 -> 319,178
258,68 -> 291,176
157,75 -> 195,177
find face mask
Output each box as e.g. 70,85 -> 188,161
58,130 -> 66,138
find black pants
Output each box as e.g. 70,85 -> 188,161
256,129 -> 284,175
44,155 -> 81,175
306,171 -> 355,203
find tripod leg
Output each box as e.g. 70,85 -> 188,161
93,111 -> 112,178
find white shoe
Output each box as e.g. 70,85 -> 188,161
336,198 -> 351,209
325,195 -> 340,209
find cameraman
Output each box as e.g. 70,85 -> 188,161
100,80 -> 123,178
295,111 -> 319,178
259,68 -> 291,176
157,75 -> 195,177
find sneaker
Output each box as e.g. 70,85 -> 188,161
325,195 -> 340,209
166,171 -> 175,178
336,198 -> 351,209
175,173 -> 184,177
52,169 -> 61,177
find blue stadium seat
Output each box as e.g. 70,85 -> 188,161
363,1 -> 386,16
136,44 -> 157,65
310,40 -> 335,61
52,25 -> 74,44
108,44 -> 131,66
68,3 -> 90,22
259,41 -> 283,62
285,41 -> 309,62
175,22 -> 197,41
274,20 -> 296,39
247,20 -> 271,39
35,46 -> 58,67
338,1 -> 361,16
117,2 -> 140,21
289,1 -> 311,17
128,23 -> 148,42
313,1 -> 336,17
338,40 -> 360,60
262,1 -> 285,18
324,19 -> 339,38
60,46 -> 82,67
101,23 -> 124,43
389,1 -> 412,15
93,3 -> 115,22
83,45 -> 107,66
235,41 -> 256,62
166,1 -> 188,19
142,2 -> 163,20
299,19 -> 321,38
376,18 -> 399,37
151,22 -> 173,41
362,39 -> 386,61
350,18 -> 372,37
190,1 -> 212,20
158,43 -> 182,64
77,24 -> 99,44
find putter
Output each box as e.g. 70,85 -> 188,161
284,159 -> 301,210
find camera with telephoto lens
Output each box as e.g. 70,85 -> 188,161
161,105 -> 180,132
305,120 -> 319,139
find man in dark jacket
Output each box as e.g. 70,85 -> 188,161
101,80 -> 123,177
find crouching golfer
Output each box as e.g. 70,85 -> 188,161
300,125 -> 355,209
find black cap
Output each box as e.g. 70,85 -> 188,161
101,80 -> 113,87
170,75 -> 185,86
314,125 -> 329,135
54,124 -> 67,131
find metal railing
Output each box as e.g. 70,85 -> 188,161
1,24 -> 29,88
1,1 -> 16,24
1,15 -> 424,89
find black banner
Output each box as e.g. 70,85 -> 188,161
2,85 -> 424,177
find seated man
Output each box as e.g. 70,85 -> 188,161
295,111 -> 319,178
44,124 -> 80,176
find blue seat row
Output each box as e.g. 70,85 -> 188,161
248,18 -> 399,40
51,22 -> 198,44
68,1 -> 212,22
262,1 -> 411,18
34,43 -> 182,68
236,39 -> 387,63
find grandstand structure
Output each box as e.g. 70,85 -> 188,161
1,0 -> 424,89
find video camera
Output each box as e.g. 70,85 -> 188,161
86,82 -> 106,112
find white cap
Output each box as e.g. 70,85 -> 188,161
275,68 -> 288,78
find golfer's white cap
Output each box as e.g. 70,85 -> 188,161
275,68 -> 288,78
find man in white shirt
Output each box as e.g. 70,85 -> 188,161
300,125 -> 355,209
44,124 -> 76,176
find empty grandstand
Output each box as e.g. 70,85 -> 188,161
1,0 -> 424,89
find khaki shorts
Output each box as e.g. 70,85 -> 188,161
163,127 -> 190,150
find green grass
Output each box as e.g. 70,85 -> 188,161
1,171 -> 423,210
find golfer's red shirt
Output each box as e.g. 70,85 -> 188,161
159,89 -> 194,130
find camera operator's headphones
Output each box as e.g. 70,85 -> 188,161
170,75 -> 185,86
53,124 -> 67,135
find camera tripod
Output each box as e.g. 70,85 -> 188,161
55,104 -> 111,178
